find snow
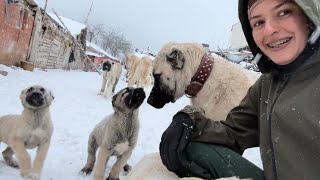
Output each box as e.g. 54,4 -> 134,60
0,65 -> 262,180
47,12 -> 87,37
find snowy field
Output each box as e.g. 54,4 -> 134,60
0,65 -> 262,180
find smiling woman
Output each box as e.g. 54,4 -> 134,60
248,0 -> 309,65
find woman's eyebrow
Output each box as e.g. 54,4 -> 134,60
249,1 -> 294,21
272,1 -> 294,11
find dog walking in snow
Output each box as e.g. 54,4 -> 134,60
80,87 -> 146,180
0,85 -> 54,180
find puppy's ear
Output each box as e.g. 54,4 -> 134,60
166,48 -> 184,69
19,89 -> 26,101
50,91 -> 55,100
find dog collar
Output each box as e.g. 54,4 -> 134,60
185,53 -> 214,97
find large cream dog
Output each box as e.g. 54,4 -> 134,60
80,87 -> 146,180
0,85 -> 54,180
124,54 -> 153,88
147,42 -> 258,120
99,59 -> 122,97
127,42 -> 259,180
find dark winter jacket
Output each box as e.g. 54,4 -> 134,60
181,0 -> 320,179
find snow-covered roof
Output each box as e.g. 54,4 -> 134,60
47,12 -> 87,37
86,51 -> 103,57
86,41 -> 118,60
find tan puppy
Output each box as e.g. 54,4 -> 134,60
0,85 -> 54,180
80,87 -> 146,180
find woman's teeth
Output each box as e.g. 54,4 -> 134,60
268,38 -> 291,48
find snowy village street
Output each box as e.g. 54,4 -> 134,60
0,65 -> 262,180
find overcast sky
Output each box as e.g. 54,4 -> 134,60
36,0 -> 239,53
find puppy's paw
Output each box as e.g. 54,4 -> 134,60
9,161 -> 19,169
123,164 -> 132,173
4,158 -> 19,168
98,91 -> 103,95
79,167 -> 93,176
23,172 -> 39,180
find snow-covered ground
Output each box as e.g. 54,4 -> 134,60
0,65 -> 262,180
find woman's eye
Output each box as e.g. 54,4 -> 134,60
253,20 -> 264,28
279,10 -> 291,17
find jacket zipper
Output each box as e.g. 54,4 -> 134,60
267,74 -> 292,180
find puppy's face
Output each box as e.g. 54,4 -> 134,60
20,85 -> 54,109
112,87 -> 146,111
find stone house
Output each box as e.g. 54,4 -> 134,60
0,0 -> 87,70
27,11 -> 87,70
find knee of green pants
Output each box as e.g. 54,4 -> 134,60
178,142 -> 265,180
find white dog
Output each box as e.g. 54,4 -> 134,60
124,54 -> 153,88
0,85 -> 54,180
99,59 -> 122,97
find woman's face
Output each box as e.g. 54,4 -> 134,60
249,0 -> 309,65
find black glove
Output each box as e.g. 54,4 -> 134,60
159,112 -> 193,176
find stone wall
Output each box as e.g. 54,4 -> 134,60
0,0 -> 35,66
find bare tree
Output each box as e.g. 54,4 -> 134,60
87,24 -> 106,44
100,27 -> 133,59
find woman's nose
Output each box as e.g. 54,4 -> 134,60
264,18 -> 279,36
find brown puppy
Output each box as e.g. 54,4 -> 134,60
0,85 -> 54,180
80,87 -> 146,180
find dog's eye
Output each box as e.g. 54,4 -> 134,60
27,87 -> 34,93
40,88 -> 45,93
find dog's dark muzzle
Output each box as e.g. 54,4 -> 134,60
128,88 -> 146,109
26,92 -> 45,107
102,61 -> 111,71
147,83 -> 173,109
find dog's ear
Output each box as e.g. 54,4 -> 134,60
167,48 -> 184,69
50,91 -> 55,100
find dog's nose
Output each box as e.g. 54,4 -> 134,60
134,88 -> 146,99
31,92 -> 42,98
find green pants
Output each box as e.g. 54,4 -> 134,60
178,142 -> 266,180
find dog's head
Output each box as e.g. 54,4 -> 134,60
102,60 -> 113,72
112,87 -> 146,111
147,42 -> 205,108
20,85 -> 54,109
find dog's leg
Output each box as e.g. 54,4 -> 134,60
99,74 -> 107,95
80,136 -> 98,175
29,141 -> 50,179
10,141 -> 32,177
107,150 -> 133,180
94,147 -> 111,180
112,78 -> 119,93
2,146 -> 19,168
105,78 -> 114,97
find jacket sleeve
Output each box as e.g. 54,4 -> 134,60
179,77 -> 262,154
